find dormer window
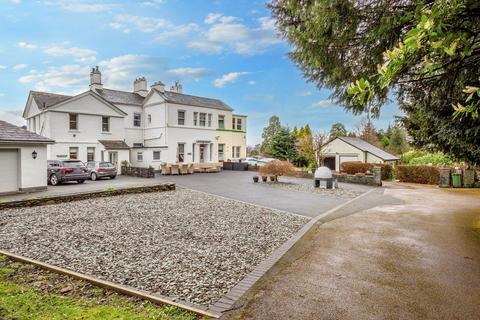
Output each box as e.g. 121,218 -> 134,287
69,113 -> 78,130
232,117 -> 242,131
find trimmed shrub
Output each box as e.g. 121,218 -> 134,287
340,161 -> 392,180
396,165 -> 440,184
259,160 -> 295,179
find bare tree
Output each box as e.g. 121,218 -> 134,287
312,131 -> 329,166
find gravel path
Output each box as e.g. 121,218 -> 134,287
258,178 -> 364,199
0,189 -> 308,306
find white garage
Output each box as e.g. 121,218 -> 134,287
321,136 -> 399,171
0,120 -> 54,194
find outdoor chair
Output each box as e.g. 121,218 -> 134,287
161,163 -> 171,175
179,163 -> 188,175
187,163 -> 194,174
170,164 -> 180,175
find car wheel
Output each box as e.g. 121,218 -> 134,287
77,180 -> 85,184
49,174 -> 59,186
91,172 -> 97,181
110,175 -> 116,179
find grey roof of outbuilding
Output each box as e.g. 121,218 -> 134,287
0,120 -> 54,143
338,136 -> 400,161
155,89 -> 233,111
31,91 -> 72,110
98,140 -> 130,149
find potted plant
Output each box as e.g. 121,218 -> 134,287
261,176 -> 268,182
253,176 -> 259,183
269,175 -> 277,182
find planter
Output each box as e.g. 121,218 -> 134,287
269,175 -> 277,182
261,176 -> 268,182
253,176 -> 259,183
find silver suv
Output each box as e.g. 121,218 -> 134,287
47,160 -> 89,185
85,161 -> 117,180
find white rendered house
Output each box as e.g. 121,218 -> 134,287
22,67 -> 247,169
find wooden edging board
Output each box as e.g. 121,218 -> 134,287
0,249 -> 221,319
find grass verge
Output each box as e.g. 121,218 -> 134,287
0,255 -> 198,320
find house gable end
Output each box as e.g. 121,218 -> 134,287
49,91 -> 127,117
22,92 -> 41,119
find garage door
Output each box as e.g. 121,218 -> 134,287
339,155 -> 359,163
0,149 -> 18,193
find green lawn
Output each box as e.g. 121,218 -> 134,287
0,255 -> 198,320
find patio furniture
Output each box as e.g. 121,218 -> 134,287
161,163 -> 171,175
179,163 -> 188,175
170,164 -> 180,175
187,163 -> 194,174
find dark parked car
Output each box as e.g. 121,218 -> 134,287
47,160 -> 89,185
85,161 -> 117,180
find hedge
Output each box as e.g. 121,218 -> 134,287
395,165 -> 440,184
340,161 -> 392,180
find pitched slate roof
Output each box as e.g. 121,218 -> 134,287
98,140 -> 130,149
96,88 -> 145,106
31,91 -> 72,109
338,136 -> 400,161
0,120 -> 54,143
29,87 -> 233,111
155,89 -> 233,111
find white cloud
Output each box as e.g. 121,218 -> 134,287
167,67 -> 214,81
17,42 -> 38,49
19,64 -> 90,92
141,0 -> 164,7
190,14 -> 282,55
0,109 -> 25,126
0,93 -> 4,97
248,80 -> 256,85
44,1 -> 114,13
0,65 -> 6,70
43,45 -> 97,62
299,91 -> 312,96
214,72 -> 249,88
311,99 -> 334,108
13,64 -> 28,70
110,14 -> 170,33
187,41 -> 223,54
9,0 -> 21,4
155,23 -> 198,41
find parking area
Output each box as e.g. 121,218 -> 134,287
155,171 -> 373,218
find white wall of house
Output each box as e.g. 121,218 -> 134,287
0,144 -> 48,193
116,104 -> 144,146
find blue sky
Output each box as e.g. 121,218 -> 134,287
0,0 -> 400,144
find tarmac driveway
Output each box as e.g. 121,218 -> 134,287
156,171 -> 373,218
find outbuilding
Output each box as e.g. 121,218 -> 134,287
321,136 -> 399,171
0,120 -> 54,194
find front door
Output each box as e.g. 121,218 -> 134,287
109,151 -> 118,168
199,144 -> 205,163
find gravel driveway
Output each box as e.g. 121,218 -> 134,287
0,189 -> 308,306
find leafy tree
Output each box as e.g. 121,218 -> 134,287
270,127 -> 298,161
268,0 -> 480,164
261,115 -> 282,155
296,130 -> 315,165
329,122 -> 348,139
312,131 -> 329,166
387,126 -> 409,155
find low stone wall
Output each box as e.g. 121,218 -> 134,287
0,184 -> 175,210
121,166 -> 155,178
333,173 -> 381,186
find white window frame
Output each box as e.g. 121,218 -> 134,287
199,113 -> 206,127
87,147 -> 95,161
218,115 -> 225,129
153,150 -> 161,161
232,146 -> 240,158
69,113 -> 78,130
178,110 -> 185,125
193,112 -> 198,126
218,144 -> 224,161
137,152 -> 143,161
177,143 -> 185,163
236,118 -> 242,131
133,113 -> 141,127
69,147 -> 78,159
102,116 -> 109,132
207,113 -> 212,127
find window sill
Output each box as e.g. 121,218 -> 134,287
101,132 -> 112,134
68,130 -> 80,133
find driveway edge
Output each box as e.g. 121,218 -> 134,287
208,187 -> 378,315
0,249 -> 221,319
